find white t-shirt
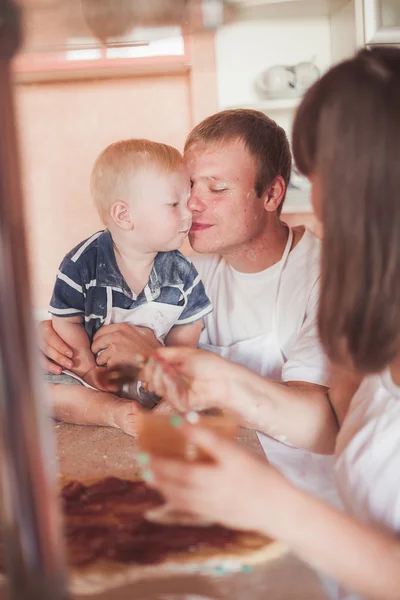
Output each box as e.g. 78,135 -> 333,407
335,370 -> 400,532
192,229 -> 340,508
193,228 -> 331,386
321,371 -> 400,600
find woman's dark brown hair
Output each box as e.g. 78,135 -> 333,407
292,47 -> 400,374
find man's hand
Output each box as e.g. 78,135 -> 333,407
38,320 -> 74,375
91,323 -> 161,370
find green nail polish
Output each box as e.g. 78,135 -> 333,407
241,565 -> 252,573
135,354 -> 144,365
142,469 -> 153,483
170,415 -> 183,428
137,452 -> 150,466
215,565 -> 226,576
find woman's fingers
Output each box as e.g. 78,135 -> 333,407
154,346 -> 196,366
143,357 -> 188,410
185,426 -> 238,463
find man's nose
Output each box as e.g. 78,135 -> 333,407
188,189 -> 207,212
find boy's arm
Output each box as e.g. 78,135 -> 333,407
165,320 -> 202,347
52,316 -> 96,378
48,384 -> 139,436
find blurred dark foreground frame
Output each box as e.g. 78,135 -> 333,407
0,1 -> 68,598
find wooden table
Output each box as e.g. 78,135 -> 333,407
55,422 -> 265,481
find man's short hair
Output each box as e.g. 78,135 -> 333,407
185,109 -> 291,214
91,138 -> 184,223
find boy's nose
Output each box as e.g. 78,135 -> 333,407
183,206 -> 192,221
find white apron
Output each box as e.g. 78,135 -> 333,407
104,287 -> 185,400
201,228 -> 340,508
60,287 -> 185,405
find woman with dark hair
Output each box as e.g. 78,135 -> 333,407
139,47 -> 400,599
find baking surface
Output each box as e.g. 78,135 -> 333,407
2,422 -> 328,599
74,553 -> 326,600
55,422 -> 265,481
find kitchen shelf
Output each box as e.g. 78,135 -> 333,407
225,97 -> 301,112
230,0 -> 350,19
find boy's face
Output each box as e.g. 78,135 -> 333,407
127,164 -> 192,252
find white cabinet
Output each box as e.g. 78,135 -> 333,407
215,0 -> 357,213
361,0 -> 400,44
214,0 -> 400,214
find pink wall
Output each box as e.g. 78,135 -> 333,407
16,73 -> 191,309
16,33 -> 217,310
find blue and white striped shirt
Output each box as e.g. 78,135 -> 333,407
49,230 -> 212,341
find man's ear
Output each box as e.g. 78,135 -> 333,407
109,201 -> 134,230
263,175 -> 286,213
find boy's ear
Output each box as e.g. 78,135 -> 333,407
109,201 -> 134,230
263,175 -> 286,213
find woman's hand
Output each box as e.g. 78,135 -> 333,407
141,347 -> 238,412
83,365 -> 122,394
38,319 -> 74,374
91,324 -> 161,370
141,425 -> 285,534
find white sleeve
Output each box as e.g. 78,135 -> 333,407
191,254 -> 213,283
282,278 -> 334,387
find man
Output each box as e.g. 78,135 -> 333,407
41,109 -> 338,505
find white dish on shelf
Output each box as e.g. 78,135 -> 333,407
256,61 -> 320,99
256,65 -> 295,96
259,89 -> 302,100
223,97 -> 301,112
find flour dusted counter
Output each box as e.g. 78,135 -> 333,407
49,423 -> 325,600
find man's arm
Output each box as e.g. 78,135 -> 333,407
52,316 -> 95,377
282,277 -> 334,388
165,320 -> 202,347
39,320 -> 74,374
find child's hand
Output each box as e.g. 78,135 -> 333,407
140,425 -> 287,535
110,401 -> 140,437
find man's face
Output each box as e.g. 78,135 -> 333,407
185,139 -> 268,255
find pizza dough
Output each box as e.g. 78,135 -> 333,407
62,477 -> 287,596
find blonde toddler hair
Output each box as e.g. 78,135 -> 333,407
91,138 -> 184,223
